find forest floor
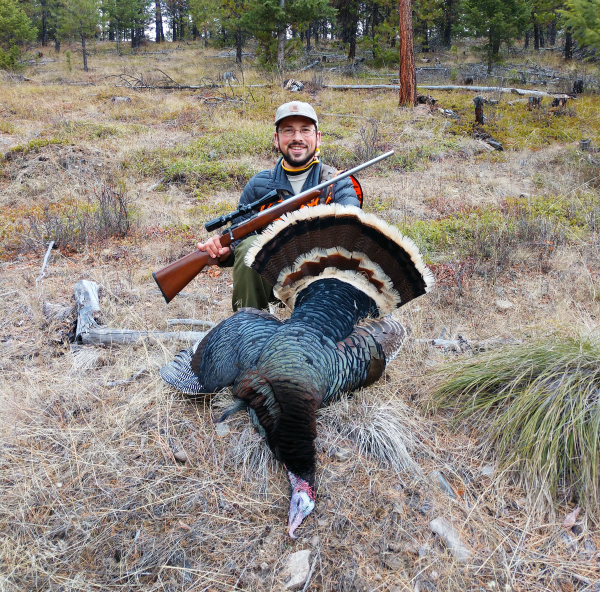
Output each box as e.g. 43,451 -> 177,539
1,40 -> 599,592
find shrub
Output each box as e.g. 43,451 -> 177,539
23,185 -> 134,250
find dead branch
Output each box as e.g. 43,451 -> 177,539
36,241 -> 55,285
74,280 -> 207,345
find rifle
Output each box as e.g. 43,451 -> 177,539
153,150 -> 394,303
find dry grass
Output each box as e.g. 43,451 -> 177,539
1,40 -> 600,591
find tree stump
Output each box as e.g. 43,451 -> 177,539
573,79 -> 584,94
473,96 -> 485,124
528,96 -> 542,110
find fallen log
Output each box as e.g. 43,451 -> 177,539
167,319 -> 216,330
297,59 -> 321,72
324,84 -> 555,96
417,85 -> 552,97
324,84 -> 400,90
80,328 -> 207,345
74,280 -> 207,345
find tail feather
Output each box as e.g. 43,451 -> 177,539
160,341 -> 206,395
358,317 -> 408,362
245,204 -> 433,315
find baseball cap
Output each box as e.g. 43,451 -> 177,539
275,101 -> 318,128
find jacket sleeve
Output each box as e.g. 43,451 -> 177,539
332,176 -> 360,207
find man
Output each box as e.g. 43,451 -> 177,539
197,101 -> 361,311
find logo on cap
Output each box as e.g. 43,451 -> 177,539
290,104 -> 299,112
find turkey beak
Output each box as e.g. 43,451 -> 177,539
288,491 -> 315,539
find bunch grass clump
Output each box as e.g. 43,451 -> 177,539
318,387 -> 429,475
433,335 -> 600,509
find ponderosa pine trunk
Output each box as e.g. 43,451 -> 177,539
41,0 -> 47,46
277,0 -> 285,72
236,26 -> 242,63
156,0 -> 165,43
548,19 -> 556,46
81,34 -> 88,71
564,29 -> 573,60
398,0 -> 416,106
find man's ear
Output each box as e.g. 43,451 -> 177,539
273,131 -> 280,151
316,130 -> 321,149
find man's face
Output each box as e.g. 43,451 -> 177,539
274,115 -> 321,168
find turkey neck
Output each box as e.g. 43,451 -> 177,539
291,278 -> 379,341
261,279 -> 378,484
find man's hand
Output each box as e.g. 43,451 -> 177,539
197,235 -> 231,261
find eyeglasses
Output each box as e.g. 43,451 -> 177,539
278,127 -> 316,138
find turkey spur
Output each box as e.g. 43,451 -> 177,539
160,205 -> 434,538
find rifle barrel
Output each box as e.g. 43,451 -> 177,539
291,150 -> 394,202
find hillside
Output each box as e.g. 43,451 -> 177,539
0,41 -> 599,591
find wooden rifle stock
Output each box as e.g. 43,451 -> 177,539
153,188 -> 321,303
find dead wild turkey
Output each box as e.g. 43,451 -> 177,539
160,204 -> 433,537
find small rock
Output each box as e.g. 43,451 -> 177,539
310,535 -> 319,547
317,519 -> 328,527
429,470 -> 457,499
381,553 -> 404,571
260,562 -> 270,575
331,446 -> 351,461
173,449 -> 188,463
480,464 -> 495,477
281,549 -> 311,590
215,422 -> 230,437
495,300 -> 514,310
111,96 -> 132,103
430,518 -> 471,562
352,576 -> 369,592
181,559 -> 193,583
562,506 -> 580,528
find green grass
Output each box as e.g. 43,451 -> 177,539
3,137 -> 69,160
445,94 -> 600,151
399,193 -> 597,265
432,335 -> 600,509
124,129 -> 273,189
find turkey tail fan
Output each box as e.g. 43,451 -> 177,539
245,204 -> 434,315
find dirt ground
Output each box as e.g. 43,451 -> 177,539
0,41 -> 599,591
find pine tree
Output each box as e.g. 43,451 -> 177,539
560,0 -> 600,51
463,0 -> 529,72
0,0 -> 36,69
58,0 -> 102,70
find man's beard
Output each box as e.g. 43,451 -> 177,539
280,142 -> 317,168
